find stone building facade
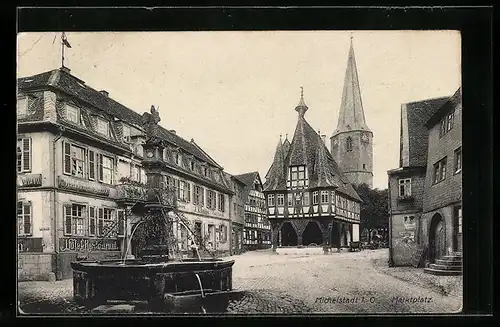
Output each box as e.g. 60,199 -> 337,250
387,88 -> 461,266
17,67 -> 234,281
225,172 -> 245,255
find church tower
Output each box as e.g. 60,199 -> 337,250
330,37 -> 373,188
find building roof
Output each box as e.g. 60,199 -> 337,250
401,96 -> 450,167
264,93 -> 362,202
282,137 -> 291,158
234,171 -> 260,187
18,68 -> 223,169
425,87 -> 462,128
333,39 -> 371,136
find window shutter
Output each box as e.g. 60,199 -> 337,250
24,203 -> 32,235
22,138 -> 31,172
98,208 -> 104,236
63,141 -> 71,175
186,183 -> 191,203
63,204 -> 72,236
88,150 -> 95,180
89,206 -> 96,236
98,154 -> 104,182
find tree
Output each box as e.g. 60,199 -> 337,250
353,183 -> 389,231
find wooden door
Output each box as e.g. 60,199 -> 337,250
434,220 -> 446,260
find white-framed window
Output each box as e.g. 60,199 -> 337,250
218,193 -> 225,212
98,207 -> 116,237
312,191 -> 318,205
287,193 -> 293,206
194,185 -> 204,206
66,104 -> 80,124
303,192 -> 310,206
440,111 -> 454,137
98,154 -> 114,184
454,147 -> 462,174
433,157 -> 447,184
97,118 -> 110,136
63,142 -> 85,178
178,180 -> 186,201
276,194 -> 284,206
267,194 -> 275,206
88,150 -> 96,180
288,165 -> 308,188
207,190 -> 216,209
17,201 -> 32,236
398,178 -> 412,197
17,96 -> 28,117
63,203 -> 87,236
17,137 -> 32,173
321,190 -> 329,204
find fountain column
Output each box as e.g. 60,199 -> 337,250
138,105 -> 176,263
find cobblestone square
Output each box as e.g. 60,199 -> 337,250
18,249 -> 462,314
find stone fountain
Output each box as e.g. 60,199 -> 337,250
71,106 -> 236,313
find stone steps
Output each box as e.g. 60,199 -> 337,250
424,253 -> 462,276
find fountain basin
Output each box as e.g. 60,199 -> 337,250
164,289 -> 243,313
71,258 -> 235,310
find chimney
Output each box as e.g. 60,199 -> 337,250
170,130 -> 176,135
60,66 -> 71,74
321,134 -> 327,145
100,90 -> 109,97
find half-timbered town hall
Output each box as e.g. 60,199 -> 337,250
263,90 -> 362,253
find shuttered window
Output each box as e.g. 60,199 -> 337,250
89,206 -> 96,236
97,154 -> 114,184
98,208 -> 104,236
63,204 -> 73,235
117,210 -> 125,237
17,138 -> 32,173
62,141 -> 85,178
88,150 -> 95,180
17,201 -> 32,236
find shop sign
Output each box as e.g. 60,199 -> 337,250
59,237 -> 120,252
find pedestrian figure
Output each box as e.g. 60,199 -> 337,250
190,240 -> 198,258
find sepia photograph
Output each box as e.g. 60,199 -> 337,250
17,28 -> 463,315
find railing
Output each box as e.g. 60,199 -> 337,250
17,173 -> 42,187
115,182 -> 147,201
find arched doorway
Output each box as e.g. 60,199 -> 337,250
302,221 -> 323,246
429,213 -> 446,262
280,222 -> 298,246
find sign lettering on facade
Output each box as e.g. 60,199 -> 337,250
59,237 -> 120,252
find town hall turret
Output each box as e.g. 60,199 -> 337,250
330,38 -> 373,189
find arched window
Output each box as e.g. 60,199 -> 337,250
346,137 -> 353,152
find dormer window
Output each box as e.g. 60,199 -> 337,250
175,153 -> 182,166
190,161 -> 195,171
288,165 -> 308,189
97,118 -> 110,136
66,104 -> 80,124
122,125 -> 131,142
204,167 -> 208,177
17,97 -> 28,117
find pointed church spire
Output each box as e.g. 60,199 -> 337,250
295,86 -> 308,118
333,37 -> 371,136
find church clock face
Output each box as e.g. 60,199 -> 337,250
361,134 -> 369,143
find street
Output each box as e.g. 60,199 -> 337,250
18,249 -> 462,314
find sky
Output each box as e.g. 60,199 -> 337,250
17,31 -> 461,190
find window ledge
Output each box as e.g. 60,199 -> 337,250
397,195 -> 415,202
454,169 -> 462,175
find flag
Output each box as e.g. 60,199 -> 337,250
62,32 -> 72,48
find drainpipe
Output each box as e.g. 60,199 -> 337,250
53,127 -> 64,279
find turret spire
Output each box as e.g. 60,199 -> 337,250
332,37 -> 371,136
295,86 -> 308,118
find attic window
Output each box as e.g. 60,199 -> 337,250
66,104 -> 80,124
190,161 -> 195,171
97,118 -> 110,136
17,97 -> 28,117
122,125 -> 131,142
175,153 -> 182,166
